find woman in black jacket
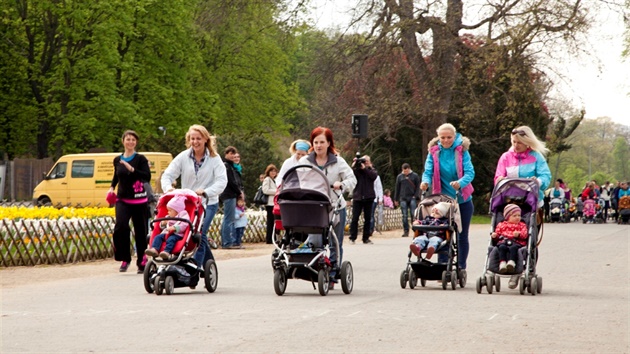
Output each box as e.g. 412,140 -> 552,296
108,130 -> 151,273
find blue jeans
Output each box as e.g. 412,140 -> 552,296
235,227 -> 244,246
221,198 -> 236,248
194,203 -> 218,267
438,199 -> 473,269
412,235 -> 443,250
151,232 -> 182,254
330,207 -> 346,280
369,201 -> 377,234
400,199 -> 417,233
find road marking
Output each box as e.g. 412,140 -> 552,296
316,310 -> 331,317
488,313 -> 499,320
347,311 -> 361,317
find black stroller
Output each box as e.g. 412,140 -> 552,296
271,165 -> 353,296
476,178 -> 542,296
399,193 -> 465,290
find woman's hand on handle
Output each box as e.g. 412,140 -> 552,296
332,181 -> 343,191
450,181 -> 460,190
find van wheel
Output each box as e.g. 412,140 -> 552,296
37,197 -> 52,207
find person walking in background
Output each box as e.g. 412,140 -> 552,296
220,146 -> 244,249
262,164 -> 278,244
369,157 -> 384,237
161,124 -> 227,269
394,163 -> 421,237
234,196 -> 248,249
109,130 -> 152,273
421,123 -> 475,280
600,181 -> 613,221
299,127 -> 356,289
349,154 -> 378,244
276,139 -> 311,183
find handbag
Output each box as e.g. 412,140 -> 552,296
253,186 -> 268,205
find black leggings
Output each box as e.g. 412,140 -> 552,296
265,205 -> 275,244
113,201 -> 149,265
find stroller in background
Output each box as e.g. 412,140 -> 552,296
399,193 -> 465,290
548,197 -> 567,223
618,196 -> 630,224
271,165 -> 353,296
477,178 -> 542,296
142,189 -> 218,295
582,199 -> 600,224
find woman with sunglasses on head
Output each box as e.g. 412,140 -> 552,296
420,123 -> 476,281
494,126 -> 552,207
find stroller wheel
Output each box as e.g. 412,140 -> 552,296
420,278 -> 427,287
165,276 -> 175,295
317,269 -> 329,296
408,270 -> 417,290
340,261 -> 353,294
154,276 -> 163,295
143,259 -> 157,294
399,270 -> 408,289
204,259 -> 218,293
273,269 -> 287,296
485,274 -> 494,294
529,277 -> 538,296
450,271 -> 457,290
475,277 -> 483,294
441,271 -> 448,290
536,276 -> 543,294
494,275 -> 501,293
518,277 -> 526,295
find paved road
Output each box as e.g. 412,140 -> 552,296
1,223 -> 628,353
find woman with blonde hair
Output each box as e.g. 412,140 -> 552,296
161,124 -> 227,269
276,139 -> 311,183
420,123 -> 475,281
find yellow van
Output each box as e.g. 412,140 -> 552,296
32,152 -> 172,207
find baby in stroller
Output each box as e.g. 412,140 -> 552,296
409,202 -> 450,261
491,204 -> 528,279
145,194 -> 190,260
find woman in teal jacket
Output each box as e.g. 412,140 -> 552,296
420,123 -> 475,278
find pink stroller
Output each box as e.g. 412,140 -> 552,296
582,199 -> 597,224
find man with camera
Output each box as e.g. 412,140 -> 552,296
349,154 -> 378,244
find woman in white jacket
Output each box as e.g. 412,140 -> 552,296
161,125 -> 227,268
299,126 -> 356,289
276,139 -> 311,183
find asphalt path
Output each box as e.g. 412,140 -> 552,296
1,222 -> 628,353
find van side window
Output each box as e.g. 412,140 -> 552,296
71,160 -> 95,178
49,162 -> 67,179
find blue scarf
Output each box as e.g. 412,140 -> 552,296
234,163 -> 242,174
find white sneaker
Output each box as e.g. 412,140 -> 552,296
506,260 -> 516,272
499,261 -> 507,274
508,275 -> 519,289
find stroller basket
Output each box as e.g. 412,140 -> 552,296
279,200 -> 331,230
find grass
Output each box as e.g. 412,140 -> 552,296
471,214 -> 492,224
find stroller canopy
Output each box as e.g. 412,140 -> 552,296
278,165 -> 333,204
490,178 -> 540,215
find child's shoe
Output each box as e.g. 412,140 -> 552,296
409,244 -> 421,257
145,248 -> 158,257
159,251 -> 171,260
499,261 -> 507,274
508,275 -> 519,289
506,260 -> 516,272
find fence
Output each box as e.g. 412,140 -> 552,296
0,207 -> 403,267
1,158 -> 54,201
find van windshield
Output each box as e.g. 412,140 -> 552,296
72,160 -> 95,178
49,162 -> 67,179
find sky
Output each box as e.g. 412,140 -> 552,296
307,1 -> 630,127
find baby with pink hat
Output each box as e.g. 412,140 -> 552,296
145,195 -> 190,260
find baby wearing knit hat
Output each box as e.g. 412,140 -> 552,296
491,203 -> 528,289
145,195 -> 191,260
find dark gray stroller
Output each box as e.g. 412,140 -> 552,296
400,193 -> 465,290
271,165 -> 353,296
476,178 -> 542,296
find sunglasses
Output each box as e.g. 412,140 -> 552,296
511,129 -> 527,136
